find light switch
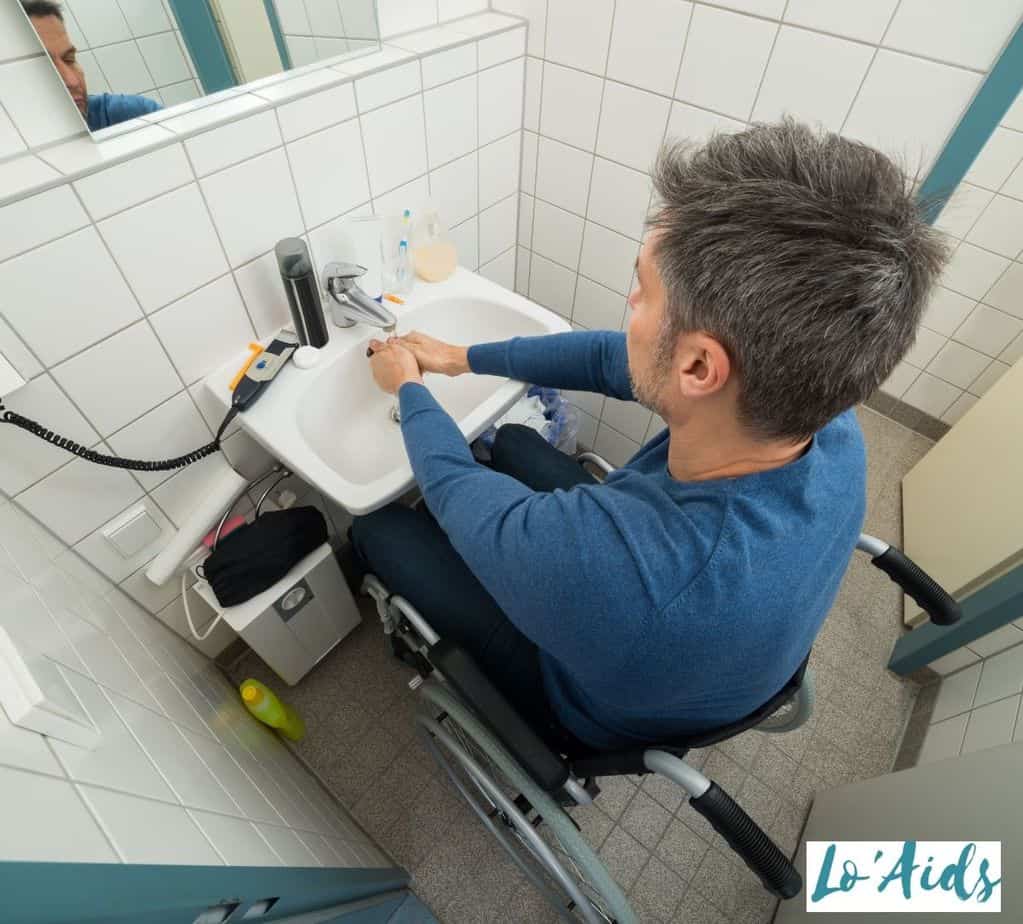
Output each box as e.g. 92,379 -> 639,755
102,503 -> 163,558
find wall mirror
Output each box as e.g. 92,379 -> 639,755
17,0 -> 380,136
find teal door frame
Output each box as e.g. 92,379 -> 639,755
889,18 -> 1023,675
166,0 -> 238,94
264,0 -> 294,71
0,861 -> 410,924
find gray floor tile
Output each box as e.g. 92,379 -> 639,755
596,775 -> 640,820
714,729 -> 764,770
655,817 -> 709,879
566,801 -> 615,851
620,789 -> 674,850
736,775 -> 781,830
629,854 -> 688,921
598,825 -> 651,893
700,748 -> 748,795
642,771 -> 686,814
672,888 -> 731,924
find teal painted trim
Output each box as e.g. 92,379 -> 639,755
0,861 -> 409,924
918,19 -> 1023,221
167,0 -> 237,94
888,564 -> 1023,675
264,0 -> 294,71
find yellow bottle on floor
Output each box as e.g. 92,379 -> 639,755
240,679 -> 306,741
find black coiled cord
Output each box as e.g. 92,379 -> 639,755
0,401 -> 240,473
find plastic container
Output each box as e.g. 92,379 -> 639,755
240,678 -> 306,741
473,387 -> 580,461
381,212 -> 413,294
412,209 -> 457,282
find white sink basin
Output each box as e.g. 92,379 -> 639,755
205,269 -> 571,515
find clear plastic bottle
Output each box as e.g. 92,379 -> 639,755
412,209 -> 458,282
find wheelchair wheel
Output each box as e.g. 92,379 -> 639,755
756,666 -> 816,733
416,680 -> 636,924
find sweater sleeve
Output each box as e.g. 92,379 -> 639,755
396,381 -> 650,663
468,330 -> 634,401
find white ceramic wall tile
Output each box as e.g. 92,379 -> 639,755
0,767 -> 117,862
593,422 -> 640,468
492,0 -> 546,57
287,119 -> 371,228
538,61 -> 602,150
707,0 -> 785,16
0,374 -> 99,497
983,261 -> 1023,319
573,276 -> 627,331
0,56 -> 88,147
430,151 -> 478,228
0,315 -> 41,381
73,144 -> 191,222
51,320 -> 181,436
80,785 -> 223,864
256,823 -> 320,865
478,132 -> 520,209
601,397 -> 653,443
515,245 -> 530,293
936,187 -> 1002,243
184,112 -> 281,179
966,195 -> 1023,259
0,228 -> 142,366
189,811 -> 284,865
360,94 -> 429,196
478,57 -> 524,146
971,622 -> 1023,661
940,392 -> 978,426
968,360 -> 1010,397
926,341 -> 990,389
941,243 -> 1010,301
879,361 -> 920,398
931,661 -> 982,722
579,222 -> 639,295
93,41 -> 153,95
545,0 -> 614,75
917,713 -> 968,765
783,0 -> 898,43
903,326 -> 946,368
439,0 -> 488,17
275,82 -> 357,142
372,172 -> 430,217
665,102 -> 746,148
520,130 -> 538,195
200,149 -> 304,267
964,128 -> 1023,191
478,196 -> 516,265
387,25 -> 464,54
0,685 -> 65,774
843,51 -> 981,174
356,60 -> 420,112
1001,331 -> 1023,364
532,199 -> 584,269
424,74 -> 478,168
1003,159 -> 1023,200
421,43 -> 477,90
518,192 -> 534,247
606,0 -> 691,97
479,247 -> 516,289
100,184 -> 229,312
523,56 -> 541,133
137,32 -> 190,85
105,393 -> 210,494
0,501 -> 64,581
0,106 -> 27,161
119,0 -> 172,36
0,153 -> 65,202
961,695 -> 1020,755
927,646 -> 980,676
675,5 -> 776,120
587,158 -> 651,242
752,27 -> 873,131
901,371 -> 960,418
233,250 -> 294,338
376,0 -> 436,38
0,0 -> 46,61
479,26 -> 526,69
955,304 -> 1023,356
884,0 -> 1021,72
534,136 -> 593,216
450,215 -> 479,269
973,643 -> 1023,711
921,287 -> 977,338
0,186 -> 90,265
596,81 -> 671,174
529,253 -> 576,316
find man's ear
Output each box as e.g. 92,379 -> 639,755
676,333 -> 731,397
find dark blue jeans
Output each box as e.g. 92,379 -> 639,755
350,424 -> 597,750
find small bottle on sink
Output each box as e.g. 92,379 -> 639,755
412,209 -> 457,283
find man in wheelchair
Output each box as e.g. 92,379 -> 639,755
349,118 -> 946,761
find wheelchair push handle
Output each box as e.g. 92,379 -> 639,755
857,534 -> 961,627
690,781 -> 803,899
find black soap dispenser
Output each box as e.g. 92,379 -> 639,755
275,237 -> 329,348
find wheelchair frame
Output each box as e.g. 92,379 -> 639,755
357,451 -> 962,923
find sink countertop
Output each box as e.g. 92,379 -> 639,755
204,268 -> 570,515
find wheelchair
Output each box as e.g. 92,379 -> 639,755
359,451 -> 961,924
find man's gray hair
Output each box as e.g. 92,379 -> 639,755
23,1 -> 64,20
649,118 -> 948,442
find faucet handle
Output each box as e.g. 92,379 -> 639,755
323,261 -> 367,282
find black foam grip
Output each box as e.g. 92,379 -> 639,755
872,547 -> 961,626
690,782 -> 802,900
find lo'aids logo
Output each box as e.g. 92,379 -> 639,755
806,841 -> 1001,913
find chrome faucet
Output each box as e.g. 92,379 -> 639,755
321,262 -> 397,330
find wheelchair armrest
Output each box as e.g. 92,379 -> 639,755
428,639 -> 570,794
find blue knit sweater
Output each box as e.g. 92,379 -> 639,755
397,331 -> 866,749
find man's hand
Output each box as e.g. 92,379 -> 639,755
367,339 -> 423,395
394,331 -> 470,377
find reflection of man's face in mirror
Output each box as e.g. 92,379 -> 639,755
24,1 -> 88,118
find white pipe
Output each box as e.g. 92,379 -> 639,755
145,462 -> 248,586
